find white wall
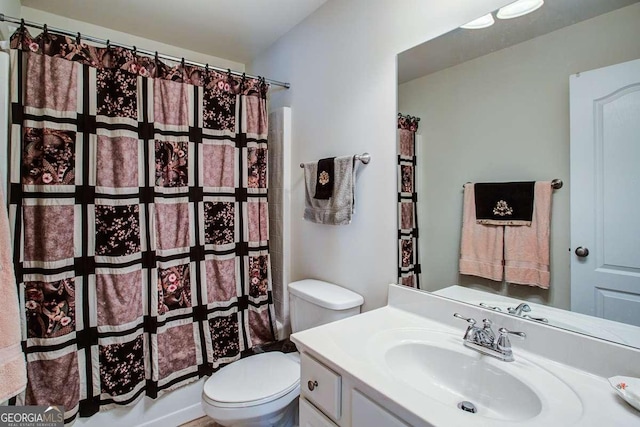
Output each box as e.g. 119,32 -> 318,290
399,4 -> 640,309
249,0 -> 511,312
19,7 -> 244,71
0,0 -> 21,40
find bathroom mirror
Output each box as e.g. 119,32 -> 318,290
397,0 -> 640,348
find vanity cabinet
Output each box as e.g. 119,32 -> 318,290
351,390 -> 410,427
300,353 -> 410,427
299,398 -> 340,427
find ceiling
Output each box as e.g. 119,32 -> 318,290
20,0 -> 328,64
398,0 -> 640,84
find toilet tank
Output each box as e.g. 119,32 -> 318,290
288,279 -> 364,333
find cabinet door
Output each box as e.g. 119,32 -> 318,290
352,390 -> 409,427
300,398 -> 340,427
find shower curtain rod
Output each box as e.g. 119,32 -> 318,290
0,13 -> 291,89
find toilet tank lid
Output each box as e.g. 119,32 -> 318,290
288,279 -> 364,310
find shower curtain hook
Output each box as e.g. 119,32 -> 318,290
43,24 -> 48,36
154,51 -> 158,62
76,32 -> 81,45
106,39 -> 110,50
20,18 -> 24,30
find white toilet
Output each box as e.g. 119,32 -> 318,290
201,279 -> 364,427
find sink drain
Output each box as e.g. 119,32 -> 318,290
458,401 -> 477,414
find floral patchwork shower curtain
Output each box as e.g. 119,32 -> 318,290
8,28 -> 276,423
397,114 -> 421,288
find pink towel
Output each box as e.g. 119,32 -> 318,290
0,186 -> 27,401
504,182 -> 552,289
459,183 -> 504,281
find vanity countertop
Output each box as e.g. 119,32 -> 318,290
291,285 -> 640,427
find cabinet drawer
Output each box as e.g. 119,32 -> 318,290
299,398 -> 339,427
301,353 -> 342,420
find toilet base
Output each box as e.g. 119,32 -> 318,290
202,396 -> 298,427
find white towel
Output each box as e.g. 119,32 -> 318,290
0,186 -> 27,401
303,156 -> 358,225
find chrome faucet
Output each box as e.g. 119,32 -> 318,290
507,303 -> 549,323
453,313 -> 526,362
508,303 -> 531,316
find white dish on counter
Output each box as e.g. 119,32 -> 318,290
609,376 -> 640,412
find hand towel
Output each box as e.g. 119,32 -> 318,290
0,186 -> 27,401
474,182 -> 535,226
303,155 -> 358,225
504,181 -> 552,289
313,157 -> 336,199
459,183 -> 504,281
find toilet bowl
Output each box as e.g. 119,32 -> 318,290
202,279 -> 364,427
202,352 -> 300,427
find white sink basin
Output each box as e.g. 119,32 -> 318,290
369,328 -> 583,424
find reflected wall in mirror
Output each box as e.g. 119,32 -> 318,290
397,0 -> 640,348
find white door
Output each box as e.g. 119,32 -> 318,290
570,58 -> 640,326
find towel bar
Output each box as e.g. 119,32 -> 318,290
300,153 -> 371,168
463,179 -> 563,189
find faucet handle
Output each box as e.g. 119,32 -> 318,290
454,313 -> 480,342
498,327 -> 526,339
523,314 -> 549,323
495,328 -> 526,362
479,303 -> 502,311
453,313 -> 476,325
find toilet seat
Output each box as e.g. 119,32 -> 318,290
203,352 -> 300,408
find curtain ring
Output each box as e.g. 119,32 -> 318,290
205,63 -> 209,71
154,51 -> 158,62
76,32 -> 81,45
20,18 -> 24,30
43,24 -> 48,36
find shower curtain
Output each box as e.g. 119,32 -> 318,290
397,114 -> 421,288
8,27 -> 276,423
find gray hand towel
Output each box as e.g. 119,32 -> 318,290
303,155 -> 358,225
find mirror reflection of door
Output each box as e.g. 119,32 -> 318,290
570,58 -> 640,326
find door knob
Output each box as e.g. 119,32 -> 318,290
575,247 -> 589,257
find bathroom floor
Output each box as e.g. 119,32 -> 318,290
180,416 -> 221,427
